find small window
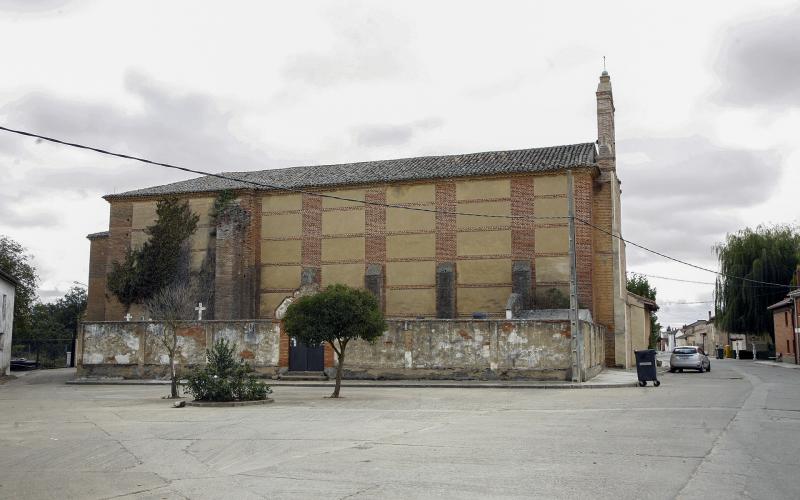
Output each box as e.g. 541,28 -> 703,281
1,294 -> 5,334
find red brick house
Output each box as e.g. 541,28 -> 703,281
768,268 -> 800,364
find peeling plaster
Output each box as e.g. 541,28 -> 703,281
80,318 -> 605,381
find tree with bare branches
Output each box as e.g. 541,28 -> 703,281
146,282 -> 196,398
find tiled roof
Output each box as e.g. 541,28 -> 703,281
767,297 -> 792,310
106,142 -> 597,199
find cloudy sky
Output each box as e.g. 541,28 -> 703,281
1,0 -> 798,327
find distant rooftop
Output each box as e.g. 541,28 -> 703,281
767,297 -> 792,310
106,142 -> 598,199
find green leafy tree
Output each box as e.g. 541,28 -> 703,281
108,198 -> 199,310
283,284 -> 386,398
53,286 -> 88,336
715,225 -> 800,340
0,235 -> 39,337
626,274 -> 662,349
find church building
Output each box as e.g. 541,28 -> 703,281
84,72 -> 629,369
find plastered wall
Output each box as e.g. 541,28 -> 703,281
78,318 -> 605,381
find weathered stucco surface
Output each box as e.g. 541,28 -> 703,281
343,319 -> 602,380
78,321 -> 281,379
79,318 -> 604,381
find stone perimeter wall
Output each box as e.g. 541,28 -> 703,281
77,319 -> 605,381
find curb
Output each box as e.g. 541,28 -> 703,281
67,379 -> 184,385
753,361 -> 800,370
268,382 -> 640,389
186,398 -> 274,407
66,379 -> 637,389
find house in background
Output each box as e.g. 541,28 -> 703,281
624,291 -> 658,365
659,326 -> 678,351
766,267 -> 800,364
679,313 -> 729,355
0,267 -> 18,376
768,298 -> 796,363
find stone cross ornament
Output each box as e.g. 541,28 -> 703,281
195,302 -> 207,321
124,313 -> 132,322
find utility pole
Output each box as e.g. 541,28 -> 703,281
567,171 -> 583,382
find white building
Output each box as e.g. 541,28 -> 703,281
0,268 -> 17,376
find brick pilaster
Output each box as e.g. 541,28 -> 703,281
214,195 -> 255,319
593,180 -> 615,365
365,188 -> 387,265
301,194 -> 322,268
511,177 -> 535,306
241,192 -> 260,319
85,233 -> 109,321
104,201 -> 133,320
574,172 -> 594,311
435,181 -> 456,262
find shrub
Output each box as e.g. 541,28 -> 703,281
184,339 -> 272,402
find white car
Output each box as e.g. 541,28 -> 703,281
669,346 -> 711,373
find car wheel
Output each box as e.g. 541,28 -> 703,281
678,369 -> 683,373
668,368 -> 676,373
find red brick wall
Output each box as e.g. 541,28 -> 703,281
574,172 -> 594,312
104,201 -> 133,320
592,179 -> 616,365
511,177 -> 535,258
85,235 -> 108,321
365,189 -> 387,265
241,192 -> 260,318
301,194 -> 322,268
435,181 -> 457,262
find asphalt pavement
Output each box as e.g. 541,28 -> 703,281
1,359 -> 798,499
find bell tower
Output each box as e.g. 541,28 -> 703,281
596,69 -> 616,167
593,69 -> 629,367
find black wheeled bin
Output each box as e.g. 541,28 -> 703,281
634,349 -> 660,387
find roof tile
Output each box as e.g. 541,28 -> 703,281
107,142 -> 597,199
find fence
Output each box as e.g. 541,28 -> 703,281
12,338 -> 75,369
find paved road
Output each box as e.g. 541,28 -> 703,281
1,360 -> 798,499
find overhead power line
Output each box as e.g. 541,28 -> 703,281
659,300 -> 715,306
578,216 -> 795,289
626,271 -> 787,289
627,271 -> 716,286
0,125 -> 567,222
1,124 -> 795,290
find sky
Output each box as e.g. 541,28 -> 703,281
1,0 -> 798,328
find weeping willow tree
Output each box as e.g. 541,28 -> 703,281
714,225 -> 800,340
